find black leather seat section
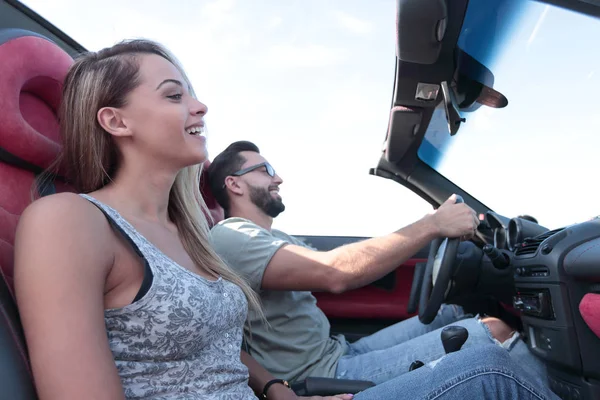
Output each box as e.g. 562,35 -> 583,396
0,272 -> 37,399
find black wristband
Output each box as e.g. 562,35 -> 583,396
262,378 -> 290,398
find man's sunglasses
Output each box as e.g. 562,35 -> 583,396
223,162 -> 276,188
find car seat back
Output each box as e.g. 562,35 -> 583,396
0,29 -> 74,400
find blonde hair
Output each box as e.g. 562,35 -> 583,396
41,39 -> 263,318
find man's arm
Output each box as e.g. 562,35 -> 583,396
261,195 -> 479,293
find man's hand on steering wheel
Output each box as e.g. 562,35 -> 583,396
418,194 -> 480,324
428,194 -> 480,240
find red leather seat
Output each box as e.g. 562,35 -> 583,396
0,29 -> 73,400
201,160 -> 225,226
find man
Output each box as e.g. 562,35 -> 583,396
206,141 -> 545,385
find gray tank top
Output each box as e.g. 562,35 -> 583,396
80,194 -> 256,400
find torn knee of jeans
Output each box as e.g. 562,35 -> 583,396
496,331 -> 520,349
426,357 -> 444,370
477,317 -> 520,350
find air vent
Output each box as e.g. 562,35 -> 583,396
515,228 -> 564,256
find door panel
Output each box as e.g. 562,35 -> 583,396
314,258 -> 424,320
294,235 -> 430,339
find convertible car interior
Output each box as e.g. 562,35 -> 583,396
0,0 -> 599,399
367,0 -> 600,399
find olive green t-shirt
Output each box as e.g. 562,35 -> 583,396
210,217 -> 347,382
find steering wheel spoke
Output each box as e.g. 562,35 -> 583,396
418,196 -> 464,324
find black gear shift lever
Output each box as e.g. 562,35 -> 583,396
441,326 -> 469,354
409,325 -> 469,372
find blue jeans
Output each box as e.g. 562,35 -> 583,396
336,304 -> 547,385
353,344 -> 559,399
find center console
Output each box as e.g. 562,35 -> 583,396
510,219 -> 600,400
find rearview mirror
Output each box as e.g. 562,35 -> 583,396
396,0 -> 447,64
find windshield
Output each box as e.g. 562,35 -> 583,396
418,0 -> 600,229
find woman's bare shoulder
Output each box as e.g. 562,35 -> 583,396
14,192 -> 125,400
16,192 -> 115,272
19,192 -> 106,230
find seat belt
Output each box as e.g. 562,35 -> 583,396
0,146 -> 60,197
36,175 -> 57,197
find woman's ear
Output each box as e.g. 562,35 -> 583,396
97,107 -> 132,138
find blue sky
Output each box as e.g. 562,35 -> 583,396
418,1 -> 600,230
23,0 -> 600,235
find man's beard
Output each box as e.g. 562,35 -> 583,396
249,184 -> 285,218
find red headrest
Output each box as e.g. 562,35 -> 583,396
0,31 -> 222,228
200,160 -> 224,227
0,31 -> 73,170
579,293 -> 600,340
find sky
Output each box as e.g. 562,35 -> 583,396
21,0 -> 600,236
22,0 -> 434,237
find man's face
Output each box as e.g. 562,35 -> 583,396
237,151 -> 285,218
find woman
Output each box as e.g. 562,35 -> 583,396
13,39 -> 558,399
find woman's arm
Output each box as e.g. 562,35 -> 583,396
14,194 -> 125,400
241,351 -> 353,400
241,350 -> 296,399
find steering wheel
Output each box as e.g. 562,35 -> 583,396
418,195 -> 464,324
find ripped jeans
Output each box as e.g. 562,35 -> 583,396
335,304 -> 548,386
353,344 -> 559,400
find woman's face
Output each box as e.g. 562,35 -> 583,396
114,54 -> 208,170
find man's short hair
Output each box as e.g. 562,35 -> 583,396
207,140 -> 260,214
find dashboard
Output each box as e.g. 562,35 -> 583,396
487,211 -> 551,252
483,212 -> 600,400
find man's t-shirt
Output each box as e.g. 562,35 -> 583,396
210,217 -> 347,382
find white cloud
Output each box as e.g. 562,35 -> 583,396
203,0 -> 236,16
333,10 -> 372,35
267,16 -> 283,30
